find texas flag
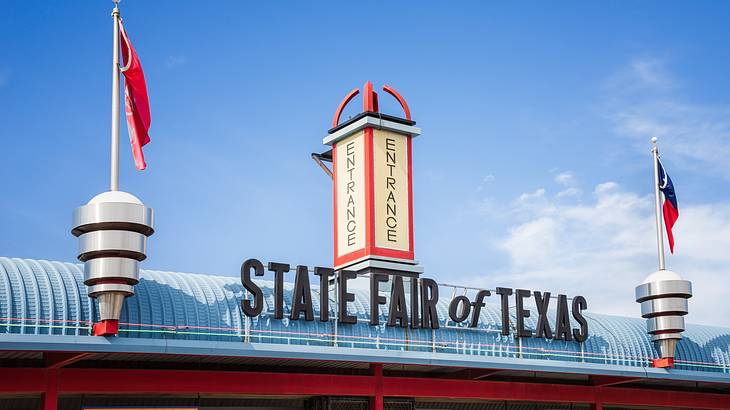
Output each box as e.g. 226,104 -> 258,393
657,158 -> 679,253
119,21 -> 151,170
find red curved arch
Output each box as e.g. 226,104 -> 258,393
331,88 -> 360,128
382,84 -> 411,121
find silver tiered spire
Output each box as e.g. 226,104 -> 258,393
635,270 -> 692,365
70,1 -> 154,336
636,137 -> 692,367
72,191 -> 154,336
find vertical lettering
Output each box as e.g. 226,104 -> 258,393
376,133 -> 408,250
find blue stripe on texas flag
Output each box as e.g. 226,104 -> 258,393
658,158 -> 679,253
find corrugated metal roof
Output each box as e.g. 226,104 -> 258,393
1,257 -> 729,374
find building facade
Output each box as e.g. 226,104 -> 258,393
0,257 -> 729,409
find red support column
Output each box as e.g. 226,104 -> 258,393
43,369 -> 58,410
590,403 -> 603,410
370,363 -> 383,410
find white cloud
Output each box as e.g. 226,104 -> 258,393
554,171 -> 575,186
630,58 -> 674,89
556,187 -> 582,198
165,55 -> 187,68
476,174 -> 495,192
487,181 -> 730,327
518,188 -> 546,203
605,58 -> 730,179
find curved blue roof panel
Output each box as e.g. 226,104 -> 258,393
1,257 -> 729,374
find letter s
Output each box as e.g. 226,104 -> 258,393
241,258 -> 264,317
572,295 -> 588,342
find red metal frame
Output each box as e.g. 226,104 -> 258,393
332,141 -> 338,265
365,127 -> 375,258
44,352 -> 92,369
1,367 -> 727,409
653,357 -> 675,368
589,375 -> 641,387
363,81 -> 378,113
382,85 -> 411,121
331,82 -> 412,128
92,319 -> 119,336
332,88 -> 360,128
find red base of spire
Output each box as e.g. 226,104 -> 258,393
651,357 -> 675,368
92,319 -> 119,336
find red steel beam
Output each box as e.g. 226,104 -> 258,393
44,352 -> 92,369
589,375 -> 641,387
443,368 -> 503,380
0,368 -> 728,409
382,376 -> 730,409
0,368 -> 45,393
58,368 -> 375,396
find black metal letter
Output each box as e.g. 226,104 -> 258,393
469,290 -> 491,327
410,277 -> 419,329
387,275 -> 408,327
495,287 -> 513,336
533,291 -> 553,339
338,270 -> 357,324
291,265 -> 314,321
515,289 -> 532,338
554,294 -> 573,341
370,273 -> 388,325
420,278 -> 440,329
267,262 -> 290,320
572,295 -> 588,342
314,267 -> 333,322
241,259 -> 264,317
448,295 -> 471,323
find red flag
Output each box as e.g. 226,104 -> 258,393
120,21 -> 151,170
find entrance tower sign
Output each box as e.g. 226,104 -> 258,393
324,82 -> 422,275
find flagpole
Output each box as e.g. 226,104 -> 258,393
651,137 -> 666,270
110,0 -> 121,191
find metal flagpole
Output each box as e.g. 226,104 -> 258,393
110,0 -> 121,191
651,137 -> 666,270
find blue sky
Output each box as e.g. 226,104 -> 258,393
2,1 -> 730,325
